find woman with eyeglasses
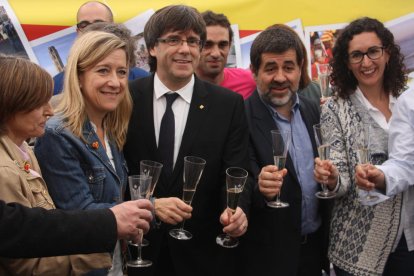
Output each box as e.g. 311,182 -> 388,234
313,17 -> 407,275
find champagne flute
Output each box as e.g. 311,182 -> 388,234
313,123 -> 336,199
216,167 -> 248,248
127,175 -> 152,268
267,129 -> 291,208
169,156 -> 206,240
317,63 -> 331,99
357,124 -> 379,203
140,160 -> 163,199
139,160 -> 163,246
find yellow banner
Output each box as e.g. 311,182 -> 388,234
8,0 -> 414,29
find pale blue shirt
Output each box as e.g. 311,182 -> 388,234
264,94 -> 321,235
377,87 -> 414,251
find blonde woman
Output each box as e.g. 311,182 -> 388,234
35,31 -> 132,275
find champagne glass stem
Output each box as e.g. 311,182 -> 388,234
275,193 -> 282,205
179,220 -> 186,231
136,230 -> 143,261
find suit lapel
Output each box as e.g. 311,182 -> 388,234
249,91 -> 275,152
138,76 -> 159,159
249,90 -> 301,185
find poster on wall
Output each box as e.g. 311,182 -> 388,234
239,18 -> 305,69
226,24 -> 242,68
123,9 -> 154,72
29,9 -> 155,77
304,22 -> 347,81
30,26 -> 76,77
0,0 -> 38,62
385,12 -> 414,74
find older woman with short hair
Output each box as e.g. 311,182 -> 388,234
0,55 -> 110,275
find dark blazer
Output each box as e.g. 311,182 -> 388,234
0,201 -> 116,258
238,90 -> 330,276
124,75 -> 251,276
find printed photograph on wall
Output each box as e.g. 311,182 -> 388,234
30,26 -> 77,77
0,0 -> 38,62
304,23 -> 347,81
226,24 -> 242,68
123,9 -> 154,72
386,12 -> 414,73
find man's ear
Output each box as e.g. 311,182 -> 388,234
250,64 -> 258,82
149,47 -> 156,57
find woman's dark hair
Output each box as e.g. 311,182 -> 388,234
330,17 -> 407,98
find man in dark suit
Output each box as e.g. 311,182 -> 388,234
0,199 -> 152,258
238,25 -> 330,276
124,5 -> 251,276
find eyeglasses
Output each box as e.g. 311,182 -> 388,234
348,46 -> 385,64
157,37 -> 203,48
76,20 -> 105,31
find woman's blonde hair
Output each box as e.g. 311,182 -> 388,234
0,55 -> 52,135
56,31 -> 132,149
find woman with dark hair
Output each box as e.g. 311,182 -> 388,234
313,17 -> 407,275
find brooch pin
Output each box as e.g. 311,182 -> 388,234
14,160 -> 30,173
23,161 -> 30,173
91,141 -> 99,149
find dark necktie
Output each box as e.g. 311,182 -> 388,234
158,93 -> 179,176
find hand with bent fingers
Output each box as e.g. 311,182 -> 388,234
355,164 -> 386,191
154,197 -> 192,225
220,207 -> 248,237
258,165 -> 287,201
110,199 -> 153,244
313,157 -> 338,190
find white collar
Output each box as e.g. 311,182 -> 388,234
354,86 -> 396,111
154,73 -> 194,104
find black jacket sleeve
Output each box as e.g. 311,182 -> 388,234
0,200 -> 117,258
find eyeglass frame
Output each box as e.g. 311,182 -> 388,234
157,37 -> 204,48
348,46 -> 385,64
76,20 -> 105,31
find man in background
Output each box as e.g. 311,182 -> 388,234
195,10 -> 256,99
53,1 -> 148,95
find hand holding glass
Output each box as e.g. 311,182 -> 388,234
127,175 -> 152,268
216,167 -> 248,248
313,123 -> 336,199
169,156 -> 206,240
357,124 -> 379,203
267,129 -> 291,208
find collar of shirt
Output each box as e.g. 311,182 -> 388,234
154,73 -> 194,104
354,86 -> 396,130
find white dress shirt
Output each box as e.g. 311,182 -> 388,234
354,86 -> 396,131
153,73 -> 193,168
378,87 -> 414,251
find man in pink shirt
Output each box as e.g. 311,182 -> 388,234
196,11 -> 256,99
